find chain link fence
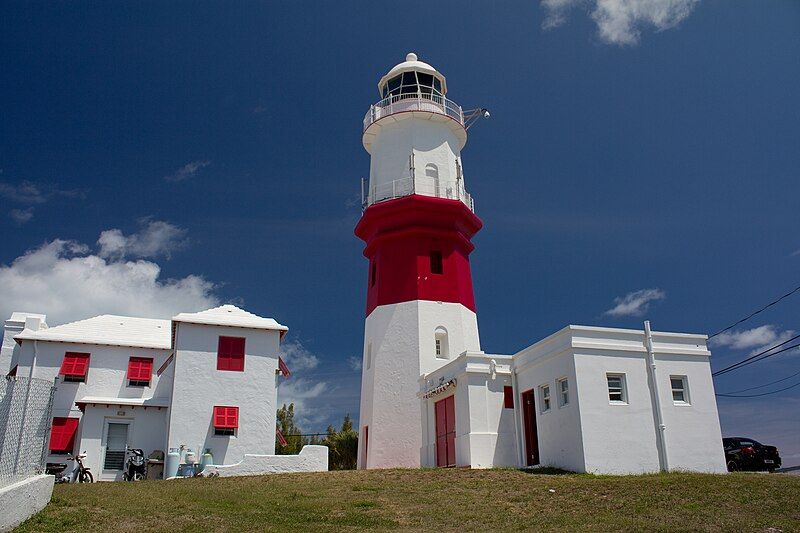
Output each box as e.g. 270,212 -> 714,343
0,376 -> 56,487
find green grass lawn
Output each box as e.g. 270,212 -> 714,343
16,469 -> 800,532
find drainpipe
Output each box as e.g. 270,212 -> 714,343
511,368 -> 524,468
644,320 -> 669,472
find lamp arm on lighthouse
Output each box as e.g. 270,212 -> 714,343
463,108 -> 491,130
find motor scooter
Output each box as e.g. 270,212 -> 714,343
123,447 -> 146,481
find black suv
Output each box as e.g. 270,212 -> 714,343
723,437 -> 781,472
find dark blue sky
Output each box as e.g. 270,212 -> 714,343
1,2 -> 799,462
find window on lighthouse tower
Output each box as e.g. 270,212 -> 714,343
434,327 -> 449,360
430,251 -> 443,275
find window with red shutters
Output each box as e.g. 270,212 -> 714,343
504,386 -> 514,409
127,357 -> 153,387
217,336 -> 245,371
59,352 -> 90,382
49,417 -> 79,453
213,405 -> 239,436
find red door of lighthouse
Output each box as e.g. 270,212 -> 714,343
522,390 -> 540,466
435,395 -> 456,467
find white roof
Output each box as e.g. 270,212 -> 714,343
171,304 -> 288,335
15,315 -> 171,349
378,52 -> 448,95
76,396 -> 170,408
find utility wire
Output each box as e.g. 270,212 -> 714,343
708,283 -> 800,339
712,337 -> 800,377
717,368 -> 800,395
712,336 -> 800,377
716,380 -> 800,398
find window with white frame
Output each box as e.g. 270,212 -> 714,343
557,377 -> 569,407
607,373 -> 627,403
671,376 -> 689,404
434,327 -> 448,359
540,384 -> 551,413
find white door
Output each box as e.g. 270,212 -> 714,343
103,422 -> 129,471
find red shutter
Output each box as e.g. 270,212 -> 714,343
217,336 -> 245,371
60,353 -> 90,377
49,417 -> 79,453
127,357 -> 153,382
435,396 -> 456,467
213,406 -> 239,429
503,386 -> 514,408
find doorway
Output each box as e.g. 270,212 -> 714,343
521,390 -> 540,466
103,421 -> 129,471
435,395 -> 456,467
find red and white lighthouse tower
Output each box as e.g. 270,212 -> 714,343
356,53 -> 482,469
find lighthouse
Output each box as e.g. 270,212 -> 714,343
356,53 -> 483,469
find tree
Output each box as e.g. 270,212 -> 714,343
323,414 -> 358,470
275,403 -> 308,455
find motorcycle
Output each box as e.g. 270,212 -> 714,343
46,452 -> 93,483
122,447 -> 146,481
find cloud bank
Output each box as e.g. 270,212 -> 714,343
97,219 -> 188,260
541,0 -> 700,45
0,223 -> 218,325
164,160 -> 211,182
710,325 -> 797,356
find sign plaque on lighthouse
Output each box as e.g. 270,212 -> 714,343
356,53 -> 482,469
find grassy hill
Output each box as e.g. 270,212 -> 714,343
17,469 -> 800,532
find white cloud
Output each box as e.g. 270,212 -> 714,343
347,356 -> 362,371
604,288 -> 665,317
277,377 -> 330,428
0,238 -> 219,326
0,180 -> 82,205
97,219 -> 188,260
710,325 -> 797,356
279,340 -> 320,372
541,0 -> 699,45
9,207 -> 34,225
164,160 -> 211,182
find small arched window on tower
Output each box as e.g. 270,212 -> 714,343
434,327 -> 449,360
365,342 -> 372,370
425,163 -> 440,197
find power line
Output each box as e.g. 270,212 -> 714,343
716,380 -> 800,398
708,283 -> 800,339
717,368 -> 800,395
712,336 -> 800,377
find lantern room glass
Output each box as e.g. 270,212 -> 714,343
380,71 -> 444,102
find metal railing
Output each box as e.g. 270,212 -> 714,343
0,377 -> 56,487
363,175 -> 474,212
363,93 -> 465,132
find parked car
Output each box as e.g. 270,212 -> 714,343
723,437 -> 781,472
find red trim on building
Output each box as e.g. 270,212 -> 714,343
59,352 -> 90,378
213,406 -> 239,429
127,357 -> 153,383
49,417 -> 79,453
217,336 -> 245,372
503,386 -> 514,409
355,195 -> 482,316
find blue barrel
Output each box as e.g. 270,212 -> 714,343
165,448 -> 180,479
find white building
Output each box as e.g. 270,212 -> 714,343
1,305 -> 307,481
356,54 -> 727,474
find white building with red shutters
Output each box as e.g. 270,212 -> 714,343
356,54 -> 728,474
1,305 -> 327,481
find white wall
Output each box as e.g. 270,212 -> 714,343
167,323 -> 279,467
14,339 -> 172,466
359,300 -> 479,469
77,404 -> 168,480
1,313 -> 46,375
0,474 -> 54,531
201,445 -> 328,477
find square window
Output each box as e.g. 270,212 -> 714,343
213,405 -> 239,436
671,376 -> 689,404
430,251 -> 443,274
540,384 -> 551,413
217,336 -> 245,372
60,352 -> 90,383
503,386 -> 514,409
127,357 -> 153,387
557,378 -> 569,407
607,374 -> 627,403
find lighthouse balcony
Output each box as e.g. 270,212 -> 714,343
363,93 -> 464,132
362,175 -> 474,212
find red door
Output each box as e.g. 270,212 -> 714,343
435,395 -> 456,467
522,390 -> 540,466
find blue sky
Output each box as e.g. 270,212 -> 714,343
1,1 -> 799,464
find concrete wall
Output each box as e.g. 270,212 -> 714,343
359,300 -> 479,469
200,445 -> 328,478
167,322 -> 279,467
14,339 -> 172,467
1,313 -> 46,376
77,404 -> 168,480
0,474 -> 54,532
